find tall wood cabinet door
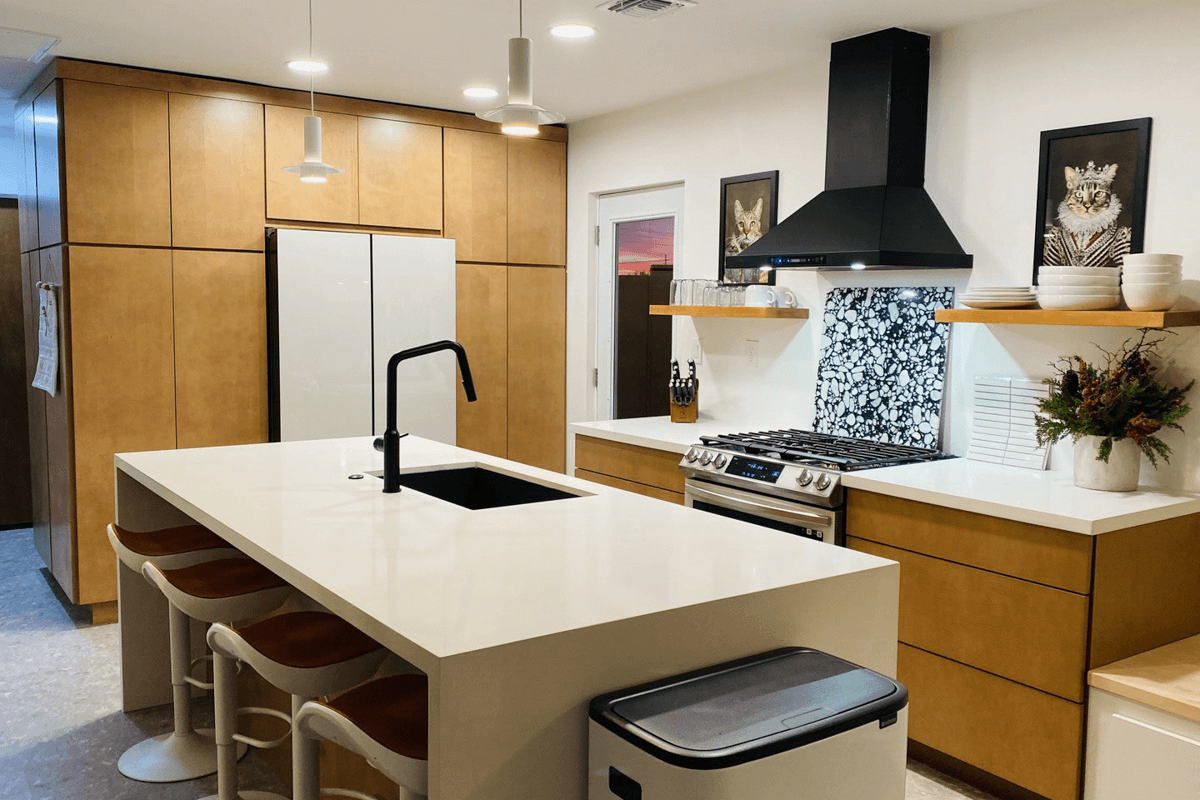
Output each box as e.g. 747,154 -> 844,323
174,250 -> 268,449
68,246 -> 176,604
444,129 -> 507,263
39,247 -> 76,598
33,82 -> 63,248
507,266 -> 565,472
358,117 -> 443,230
17,101 -> 39,253
507,138 -> 566,266
21,252 -> 50,567
61,80 -> 171,247
0,202 -> 31,528
455,262 -> 508,458
265,105 -> 359,224
169,94 -> 266,250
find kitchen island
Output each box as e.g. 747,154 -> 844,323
113,436 -> 901,800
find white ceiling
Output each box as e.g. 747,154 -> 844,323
0,0 -> 1066,119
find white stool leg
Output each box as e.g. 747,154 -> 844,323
117,601 -> 220,782
214,648 -> 240,800
292,694 -> 320,800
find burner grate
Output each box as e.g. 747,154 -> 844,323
700,428 -> 950,471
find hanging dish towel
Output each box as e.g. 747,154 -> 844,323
814,286 -> 953,450
32,284 -> 59,397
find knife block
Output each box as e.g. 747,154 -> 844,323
669,379 -> 699,423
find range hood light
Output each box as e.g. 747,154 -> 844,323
850,262 -> 866,270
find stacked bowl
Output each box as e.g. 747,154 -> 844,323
1122,253 -> 1183,311
1037,266 -> 1121,310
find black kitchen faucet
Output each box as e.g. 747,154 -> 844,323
377,340 -> 476,493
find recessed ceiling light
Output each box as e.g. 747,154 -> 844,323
463,87 -> 499,99
287,59 -> 328,73
549,23 -> 596,39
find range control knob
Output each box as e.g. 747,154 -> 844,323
713,454 -> 728,469
815,473 -> 832,491
685,448 -> 700,463
699,451 -> 713,466
796,469 -> 813,487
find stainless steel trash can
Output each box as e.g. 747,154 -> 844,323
588,647 -> 908,800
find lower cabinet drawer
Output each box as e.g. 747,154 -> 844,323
574,469 -> 683,504
574,435 -> 685,495
1085,688 -> 1200,800
848,537 -> 1089,702
900,643 -> 1084,800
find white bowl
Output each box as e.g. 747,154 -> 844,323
1121,276 -> 1182,286
1038,266 -> 1121,277
1037,274 -> 1120,287
1037,285 -> 1121,296
1121,265 -> 1183,277
1038,294 -> 1122,311
1123,253 -> 1183,267
1123,283 -> 1181,311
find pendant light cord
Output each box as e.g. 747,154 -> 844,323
519,0 -> 523,37
308,0 -> 315,114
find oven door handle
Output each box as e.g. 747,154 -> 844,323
686,482 -> 833,527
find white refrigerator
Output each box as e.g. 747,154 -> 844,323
267,228 -> 457,444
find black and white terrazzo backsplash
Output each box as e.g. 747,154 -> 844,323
814,287 -> 954,450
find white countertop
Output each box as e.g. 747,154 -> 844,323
116,436 -> 893,660
570,417 -> 1200,535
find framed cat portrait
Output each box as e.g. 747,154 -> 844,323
1033,118 -> 1152,280
719,171 -> 778,282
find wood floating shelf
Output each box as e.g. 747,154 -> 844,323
935,308 -> 1200,328
649,305 -> 809,319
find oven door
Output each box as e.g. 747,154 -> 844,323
684,478 -> 844,546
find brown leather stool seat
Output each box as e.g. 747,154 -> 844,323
160,558 -> 291,601
110,522 -> 230,558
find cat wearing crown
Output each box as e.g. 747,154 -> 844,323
1042,161 -> 1131,269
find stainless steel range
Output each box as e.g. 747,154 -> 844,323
681,429 -> 952,546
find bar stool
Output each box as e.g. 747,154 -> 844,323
107,522 -> 244,782
203,611 -> 389,800
137,556 -> 296,785
294,673 -> 429,800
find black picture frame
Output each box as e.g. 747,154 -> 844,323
719,171 -> 778,283
1032,118 -> 1151,281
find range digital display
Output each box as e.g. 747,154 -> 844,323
726,456 -> 783,483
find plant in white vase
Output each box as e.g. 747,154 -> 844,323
1034,331 -> 1193,490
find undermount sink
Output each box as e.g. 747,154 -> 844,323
373,466 -> 583,510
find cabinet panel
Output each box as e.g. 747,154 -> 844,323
18,101 -> 39,253
62,80 -> 171,246
846,490 -> 1093,593
169,94 -> 266,250
265,105 -> 359,224
34,83 -> 63,248
575,468 -> 684,504
574,436 -> 685,495
848,537 -> 1089,701
507,266 -> 565,472
40,247 -> 75,597
68,246 -> 176,604
22,252 -> 50,567
455,262 -> 507,458
358,117 -> 443,230
507,138 -> 565,266
444,129 -> 507,263
0,202 -> 31,527
174,251 -> 268,449
900,643 -> 1083,800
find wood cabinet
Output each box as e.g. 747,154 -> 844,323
39,247 -> 75,597
507,266 -> 565,472
20,252 -> 51,566
507,138 -> 566,266
573,435 -> 685,504
33,83 -> 63,248
358,117 -> 443,230
169,94 -> 266,250
265,105 -> 359,224
444,129 -> 507,263
61,80 -> 171,246
456,262 -> 508,458
17,101 -> 39,253
69,246 -> 176,603
0,203 -> 31,528
173,251 -> 268,449
846,490 -> 1200,800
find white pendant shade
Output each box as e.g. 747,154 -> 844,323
477,36 -> 565,136
282,115 -> 344,183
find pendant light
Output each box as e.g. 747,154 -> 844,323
477,0 -> 565,136
282,0 -> 343,183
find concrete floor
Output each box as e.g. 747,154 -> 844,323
0,527 -> 999,799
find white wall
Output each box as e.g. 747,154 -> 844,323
566,0 -> 1200,492
0,100 -> 20,197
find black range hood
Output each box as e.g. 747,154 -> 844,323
727,28 -> 972,272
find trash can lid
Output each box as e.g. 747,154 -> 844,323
589,647 -> 907,770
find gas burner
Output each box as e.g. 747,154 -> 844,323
699,428 -> 950,472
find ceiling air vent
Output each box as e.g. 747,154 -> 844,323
599,0 -> 697,20
0,27 -> 59,63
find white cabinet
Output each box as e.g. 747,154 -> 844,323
1086,688 -> 1200,800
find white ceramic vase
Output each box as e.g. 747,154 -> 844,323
1073,435 -> 1140,492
